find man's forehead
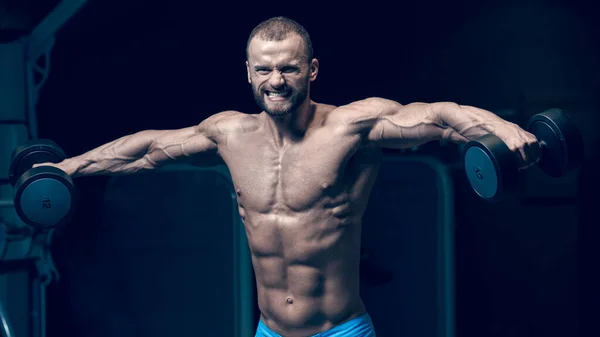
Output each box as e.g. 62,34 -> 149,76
248,34 -> 306,62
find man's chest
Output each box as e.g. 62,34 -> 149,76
218,128 -> 364,212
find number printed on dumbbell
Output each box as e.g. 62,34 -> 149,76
9,139 -> 77,229
42,196 -> 51,209
474,167 -> 483,180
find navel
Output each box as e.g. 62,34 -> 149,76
286,297 -> 293,304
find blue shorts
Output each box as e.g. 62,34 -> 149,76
255,313 -> 376,337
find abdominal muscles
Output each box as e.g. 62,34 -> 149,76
244,200 -> 364,329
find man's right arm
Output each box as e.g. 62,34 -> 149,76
47,110 -> 239,177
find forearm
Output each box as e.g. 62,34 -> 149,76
60,130 -> 162,178
433,102 -> 509,142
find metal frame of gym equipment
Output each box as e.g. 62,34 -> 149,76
0,1 -> 91,337
105,163 -> 255,337
1,2 -> 255,337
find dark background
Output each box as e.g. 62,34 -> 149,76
2,0 -> 599,336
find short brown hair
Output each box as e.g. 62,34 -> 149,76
246,16 -> 314,63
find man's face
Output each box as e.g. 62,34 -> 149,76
246,34 -> 318,117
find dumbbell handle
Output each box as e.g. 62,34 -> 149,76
529,140 -> 547,167
527,108 -> 583,177
473,134 -> 545,169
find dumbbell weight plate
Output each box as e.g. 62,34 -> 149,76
463,133 -> 520,201
9,139 -> 67,186
526,109 -> 584,177
13,166 -> 76,229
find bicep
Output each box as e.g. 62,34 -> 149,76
365,101 -> 446,149
333,98 -> 432,148
146,125 -> 219,166
331,97 -> 398,137
147,110 -> 247,167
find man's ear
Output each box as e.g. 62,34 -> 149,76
309,58 -> 319,82
246,61 -> 251,84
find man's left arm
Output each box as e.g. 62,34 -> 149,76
336,97 -> 540,168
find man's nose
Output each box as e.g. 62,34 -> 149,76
268,71 -> 285,88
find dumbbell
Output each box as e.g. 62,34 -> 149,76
462,108 -> 584,201
8,139 -> 77,230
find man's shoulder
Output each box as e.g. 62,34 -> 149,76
199,110 -> 260,136
324,97 -> 401,126
204,110 -> 257,122
340,97 -> 402,112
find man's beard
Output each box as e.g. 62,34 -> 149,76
252,80 -> 309,118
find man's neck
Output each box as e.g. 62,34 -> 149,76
265,99 -> 316,147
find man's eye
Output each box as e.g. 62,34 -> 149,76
256,69 -> 270,74
281,67 -> 298,73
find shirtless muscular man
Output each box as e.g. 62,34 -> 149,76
40,16 -> 541,337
